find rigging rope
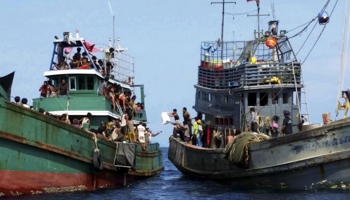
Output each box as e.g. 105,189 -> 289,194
302,0 -> 340,65
295,20 -> 318,56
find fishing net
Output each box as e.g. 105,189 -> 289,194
223,132 -> 269,168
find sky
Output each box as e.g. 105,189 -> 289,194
0,0 -> 348,147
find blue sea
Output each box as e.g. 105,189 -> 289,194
5,147 -> 350,200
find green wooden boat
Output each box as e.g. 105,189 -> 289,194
0,30 -> 163,197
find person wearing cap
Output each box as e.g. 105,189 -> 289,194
281,110 -> 293,135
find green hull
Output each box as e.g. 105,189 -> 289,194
0,100 -> 134,196
129,143 -> 164,177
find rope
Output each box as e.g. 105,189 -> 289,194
295,20 -> 318,56
93,134 -> 99,152
301,0 -> 339,65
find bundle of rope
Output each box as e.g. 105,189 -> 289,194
223,132 -> 269,168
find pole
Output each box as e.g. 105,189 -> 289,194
257,1 -> 260,37
221,0 -> 225,60
211,1 -> 236,60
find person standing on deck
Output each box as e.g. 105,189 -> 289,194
192,117 -> 198,145
196,119 -> 203,147
168,109 -> 180,124
57,79 -> 69,98
127,115 -> 136,143
39,81 -> 49,98
183,121 -> 190,143
98,77 -> 109,97
183,107 -> 192,136
136,123 -> 147,151
120,113 -> 128,140
250,107 -> 258,133
281,110 -> 293,135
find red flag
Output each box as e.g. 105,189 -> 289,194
83,41 -> 101,53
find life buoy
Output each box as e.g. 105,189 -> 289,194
93,150 -> 103,171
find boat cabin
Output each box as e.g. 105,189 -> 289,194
194,21 -> 304,133
32,31 -> 147,129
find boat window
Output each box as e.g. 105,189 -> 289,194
260,93 -> 268,106
78,77 -> 86,90
197,90 -> 200,99
224,96 -> 229,104
283,93 -> 289,104
51,78 -> 57,87
208,94 -> 211,102
202,92 -> 207,101
87,76 -> 94,90
69,77 -> 76,91
229,118 -> 233,125
215,95 -> 221,103
272,93 -> 278,104
224,118 -> 228,125
248,93 -> 257,106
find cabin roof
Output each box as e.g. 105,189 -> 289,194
43,69 -> 131,89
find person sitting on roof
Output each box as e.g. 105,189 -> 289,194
80,112 -> 92,131
78,57 -> 90,69
53,57 -> 69,70
91,56 -> 100,70
21,98 -> 30,108
14,96 -> 21,105
71,118 -> 80,128
69,47 -> 82,69
60,114 -> 71,124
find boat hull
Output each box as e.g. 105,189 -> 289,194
0,101 -> 136,196
128,143 -> 164,177
168,118 -> 350,189
0,134 -> 131,196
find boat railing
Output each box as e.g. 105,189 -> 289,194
198,62 -> 301,89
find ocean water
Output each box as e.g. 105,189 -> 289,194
5,147 -> 350,200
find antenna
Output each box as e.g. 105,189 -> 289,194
211,0 -> 236,60
108,1 -> 115,47
270,0 -> 276,19
247,0 -> 270,38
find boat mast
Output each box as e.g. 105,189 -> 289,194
211,0 -> 236,60
247,0 -> 269,38
335,0 -> 350,118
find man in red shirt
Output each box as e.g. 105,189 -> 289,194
39,81 -> 49,98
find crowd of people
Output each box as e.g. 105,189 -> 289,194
52,47 -> 107,72
90,114 -> 161,151
12,95 -> 159,150
169,107 -> 204,147
39,80 -> 68,98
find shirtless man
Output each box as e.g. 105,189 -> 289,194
48,82 -> 57,97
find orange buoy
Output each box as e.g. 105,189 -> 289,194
266,37 -> 277,48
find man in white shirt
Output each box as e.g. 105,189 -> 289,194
136,123 -> 146,151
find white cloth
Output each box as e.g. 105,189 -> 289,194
161,112 -> 171,125
121,114 -> 127,126
23,104 -> 30,108
138,125 -> 146,143
111,128 -> 119,141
